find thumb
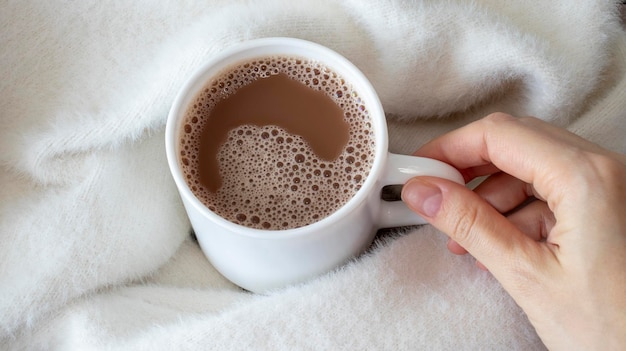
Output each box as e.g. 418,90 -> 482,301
401,176 -> 531,274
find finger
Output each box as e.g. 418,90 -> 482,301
447,238 -> 468,255
473,172 -> 537,213
412,153 -> 500,184
447,242 -> 494,272
460,164 -> 501,182
412,113 -> 604,204
445,200 -> 553,256
506,200 -> 556,242
476,261 -> 488,271
401,176 -> 542,280
446,173 -> 532,256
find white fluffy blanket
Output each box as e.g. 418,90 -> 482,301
1,1 -> 625,350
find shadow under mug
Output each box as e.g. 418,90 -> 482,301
165,37 -> 464,293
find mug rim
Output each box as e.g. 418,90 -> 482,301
165,37 -> 388,239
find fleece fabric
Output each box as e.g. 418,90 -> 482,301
1,1 -> 625,350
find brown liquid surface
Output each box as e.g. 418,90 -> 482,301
198,73 -> 349,192
179,56 -> 375,230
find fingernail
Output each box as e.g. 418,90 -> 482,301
402,179 -> 442,218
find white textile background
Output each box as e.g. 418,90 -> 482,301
1,1 -> 625,350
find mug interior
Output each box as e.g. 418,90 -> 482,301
165,37 -> 388,238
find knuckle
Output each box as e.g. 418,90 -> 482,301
587,153 -> 626,200
591,153 -> 626,183
570,152 -> 626,190
448,202 -> 481,247
480,112 -> 519,130
483,112 -> 515,125
516,115 -> 541,125
548,149 -> 626,208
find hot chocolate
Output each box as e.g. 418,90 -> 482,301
179,56 -> 375,230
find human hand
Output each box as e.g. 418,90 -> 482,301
401,113 -> 626,350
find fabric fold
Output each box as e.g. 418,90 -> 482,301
1,1 -> 624,349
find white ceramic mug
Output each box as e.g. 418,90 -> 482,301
165,37 -> 464,293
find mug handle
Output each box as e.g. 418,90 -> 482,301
378,153 -> 464,228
